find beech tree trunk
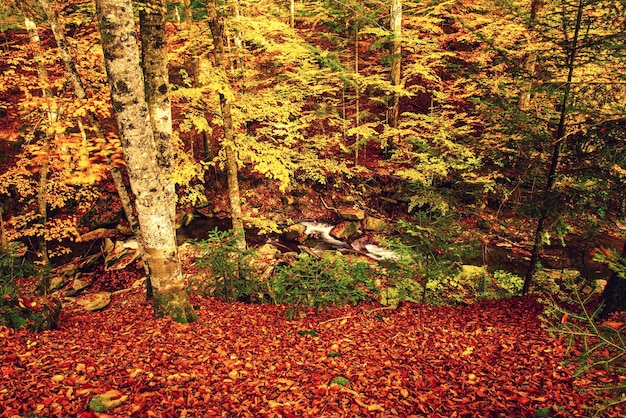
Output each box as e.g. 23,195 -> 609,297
138,0 -> 176,224
138,0 -> 177,299
0,207 -> 6,252
22,7 -> 53,268
207,0 -> 246,252
518,0 -> 544,110
389,0 -> 402,130
96,0 -> 196,323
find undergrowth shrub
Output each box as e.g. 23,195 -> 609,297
486,270 -> 525,298
190,228 -> 265,302
379,216 -> 481,306
272,253 -> 378,319
0,242 -> 60,331
541,247 -> 626,416
379,215 -> 522,306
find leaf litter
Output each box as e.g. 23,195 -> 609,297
1,287 -> 623,417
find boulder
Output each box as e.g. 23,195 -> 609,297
249,244 -> 281,282
49,275 -> 67,292
63,276 -> 93,297
338,207 -> 365,221
104,239 -> 141,271
49,263 -> 77,291
76,292 -> 111,312
362,216 -> 386,231
72,277 -> 92,293
330,221 -> 360,240
283,223 -> 307,241
256,243 -> 280,258
76,228 -> 117,242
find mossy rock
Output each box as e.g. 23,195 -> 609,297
88,390 -> 128,412
331,221 -> 360,239
362,216 -> 386,231
330,376 -> 350,387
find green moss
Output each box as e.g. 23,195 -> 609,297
88,399 -> 106,413
330,376 -> 350,387
153,291 -> 198,323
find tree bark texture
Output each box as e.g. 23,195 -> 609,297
96,0 -> 196,322
23,8 -> 52,268
518,0 -> 544,110
389,0 -> 402,129
207,0 -> 246,252
139,0 -> 176,224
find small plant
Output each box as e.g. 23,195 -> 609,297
0,242 -> 37,283
190,228 -> 263,302
379,215 -> 483,306
272,253 -> 377,318
540,247 -> 626,416
329,376 -> 350,387
380,230 -> 523,305
489,270 -> 524,298
0,243 -> 60,331
460,266 -> 524,301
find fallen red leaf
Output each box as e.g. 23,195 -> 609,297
0,292 -> 622,416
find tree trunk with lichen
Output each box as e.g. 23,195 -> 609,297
389,0 -> 402,131
518,0 -> 544,110
0,208 -> 6,252
138,0 -> 176,229
22,7 -> 52,269
207,0 -> 246,253
96,0 -> 196,323
138,0 -> 177,299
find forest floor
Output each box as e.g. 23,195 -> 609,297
1,277 -> 625,417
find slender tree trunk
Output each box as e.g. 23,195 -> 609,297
0,207 -> 6,252
290,0 -> 295,28
182,0 -> 213,161
37,0 -> 140,237
22,7 -> 53,268
354,23 -> 361,166
518,0 -> 544,110
389,0 -> 402,129
96,0 -> 196,323
207,0 -> 246,252
523,0 -> 584,295
36,132 -> 50,268
230,0 -> 245,83
183,0 -> 200,87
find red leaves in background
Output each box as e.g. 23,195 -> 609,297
0,292 -> 622,417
